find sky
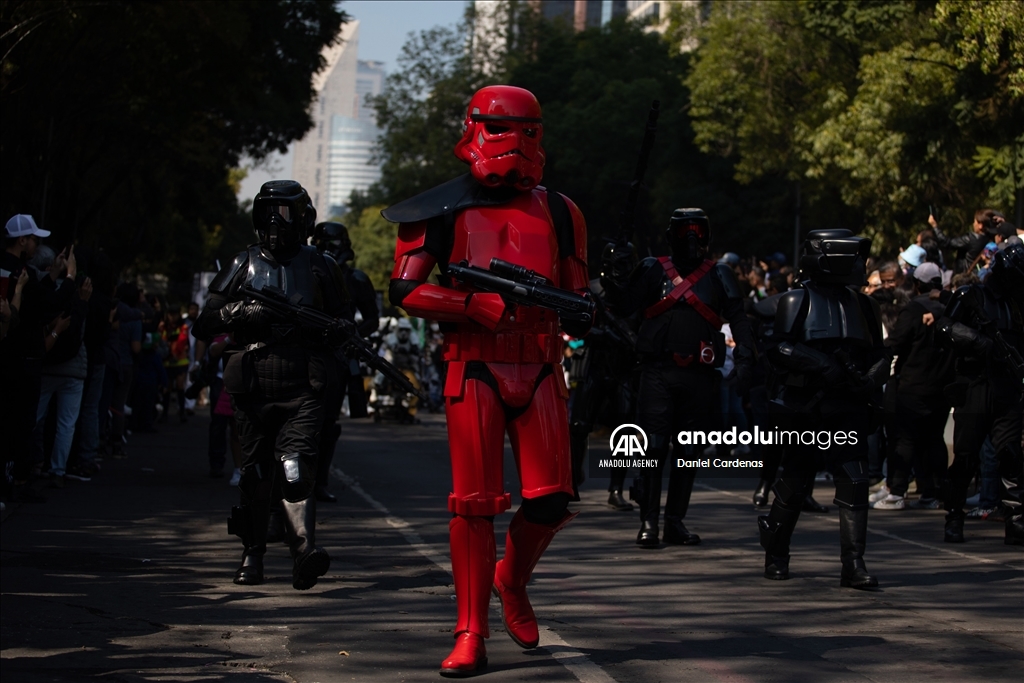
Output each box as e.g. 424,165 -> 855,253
237,0 -> 469,202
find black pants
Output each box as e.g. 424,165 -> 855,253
889,392 -> 950,498
1,359 -> 43,484
772,392 -> 872,480
316,378 -> 345,488
637,365 -> 721,519
234,390 -> 323,503
570,370 -> 633,492
945,375 -> 1023,515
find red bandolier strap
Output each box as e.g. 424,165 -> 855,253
644,258 -> 723,329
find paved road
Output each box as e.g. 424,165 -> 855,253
2,411 -> 1021,682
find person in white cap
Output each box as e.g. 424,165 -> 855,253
870,261 -> 954,511
2,214 -> 77,503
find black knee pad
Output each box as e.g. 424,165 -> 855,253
521,493 -> 571,525
771,476 -> 808,508
279,452 -> 315,503
833,460 -> 869,510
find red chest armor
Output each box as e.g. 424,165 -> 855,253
445,190 -> 562,364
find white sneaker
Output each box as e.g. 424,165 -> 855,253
228,468 -> 241,487
869,485 -> 890,503
869,478 -> 888,493
872,494 -> 905,510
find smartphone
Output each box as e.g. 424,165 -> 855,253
0,276 -> 9,300
929,205 -> 938,220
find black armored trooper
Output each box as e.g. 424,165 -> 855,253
759,229 -> 890,589
604,208 -> 756,547
937,242 -> 1024,545
310,221 -> 379,502
568,281 -> 639,510
192,180 -> 350,590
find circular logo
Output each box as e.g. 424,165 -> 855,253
700,345 -> 715,364
609,424 -> 648,457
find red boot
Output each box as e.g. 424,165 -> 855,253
493,508 -> 576,649
440,515 -> 494,677
440,632 -> 488,678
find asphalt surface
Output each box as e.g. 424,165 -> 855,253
2,410 -> 1022,683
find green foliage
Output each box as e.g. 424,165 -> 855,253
341,204 -> 402,300
936,0 -> 1024,97
972,135 -> 1024,209
0,0 -> 346,288
684,0 -> 1023,253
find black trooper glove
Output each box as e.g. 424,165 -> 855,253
864,351 -> 894,389
325,319 -> 358,347
600,240 -> 637,284
833,349 -> 875,393
939,319 -> 993,355
767,341 -> 844,385
219,300 -> 281,328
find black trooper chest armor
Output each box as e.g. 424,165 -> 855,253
245,244 -> 325,311
245,245 -> 327,347
636,263 -> 724,359
799,283 -> 873,344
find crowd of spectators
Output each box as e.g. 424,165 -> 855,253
1,214 -> 228,510
563,208 -> 1023,516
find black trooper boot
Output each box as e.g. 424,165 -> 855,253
752,479 -> 771,508
663,468 -> 700,545
232,473 -> 272,585
944,511 -> 965,543
839,508 -> 878,589
281,497 -> 331,590
758,499 -> 800,580
1005,511 -> 1024,546
607,467 -> 633,511
607,489 -> 633,511
630,473 -> 661,548
266,499 -> 287,544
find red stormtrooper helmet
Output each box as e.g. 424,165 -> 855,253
454,85 -> 545,190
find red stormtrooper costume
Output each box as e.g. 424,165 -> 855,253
384,85 -> 592,677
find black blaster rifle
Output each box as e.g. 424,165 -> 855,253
446,258 -> 596,323
616,99 -> 660,246
241,284 -> 425,400
594,292 -> 637,348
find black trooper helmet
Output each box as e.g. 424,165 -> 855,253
667,208 -> 711,261
252,180 -> 315,254
990,242 -> 1024,300
312,221 -> 353,263
798,229 -> 872,285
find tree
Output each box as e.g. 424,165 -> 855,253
368,6 -> 798,264
684,0 -> 1023,253
341,204 -> 401,299
0,0 -> 347,288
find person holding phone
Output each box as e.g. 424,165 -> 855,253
1,215 -> 76,502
